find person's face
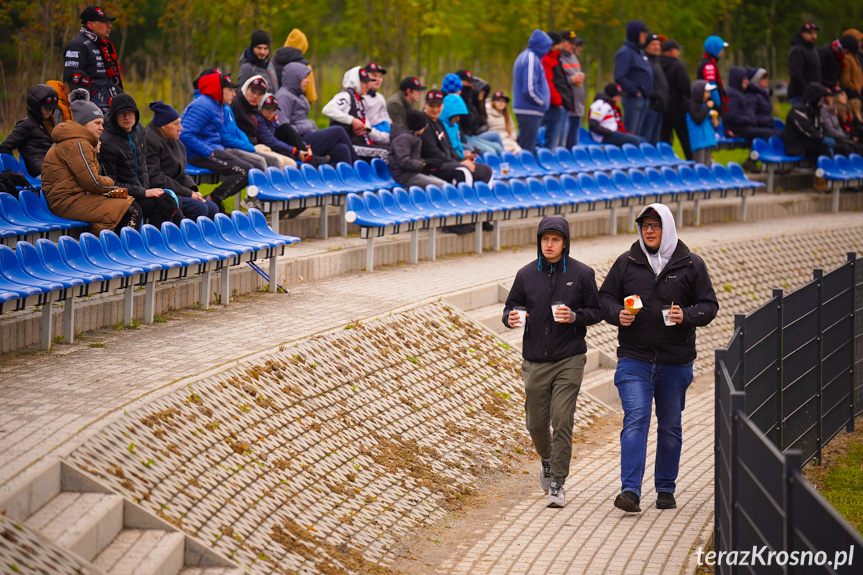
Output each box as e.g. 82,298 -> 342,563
424,101 -> 442,121
405,89 -> 421,104
116,109 -> 136,132
836,91 -> 848,105
462,78 -> 473,89
613,94 -> 622,105
802,30 -> 818,43
300,75 -> 311,90
824,95 -> 834,107
86,118 -> 104,137
492,99 -> 507,111
575,44 -> 583,56
261,107 -> 277,120
758,76 -> 770,88
540,231 -> 565,263
646,40 -> 661,56
560,39 -> 573,53
87,20 -> 111,39
222,87 -> 235,104
369,71 -> 383,90
450,114 -> 461,124
41,107 -> 54,120
638,31 -> 647,45
741,77 -> 749,90
246,88 -> 265,107
641,217 -> 662,250
253,44 -> 269,60
667,48 -> 681,59
160,118 -> 182,140
718,48 -> 725,58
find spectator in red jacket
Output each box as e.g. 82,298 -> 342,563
541,31 -> 569,149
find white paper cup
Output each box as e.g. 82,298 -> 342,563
513,307 -> 527,327
551,301 -> 566,322
662,305 -> 674,326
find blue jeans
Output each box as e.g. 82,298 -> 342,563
614,357 -> 693,497
621,95 -> 648,137
180,196 -> 219,220
566,116 -> 581,148
641,108 -> 663,145
541,106 -> 569,150
465,132 -> 504,156
516,113 -> 544,151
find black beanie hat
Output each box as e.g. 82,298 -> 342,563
604,83 -> 621,98
250,29 -> 271,48
406,109 -> 426,132
149,101 -> 180,127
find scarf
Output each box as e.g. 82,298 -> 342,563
81,27 -> 122,83
347,88 -> 372,145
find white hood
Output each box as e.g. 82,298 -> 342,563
636,203 -> 678,275
341,66 -> 361,91
241,74 -> 267,109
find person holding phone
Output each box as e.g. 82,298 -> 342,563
599,204 -> 718,513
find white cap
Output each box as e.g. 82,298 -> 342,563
705,83 -> 718,91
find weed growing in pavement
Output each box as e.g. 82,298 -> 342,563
88,342 -> 107,348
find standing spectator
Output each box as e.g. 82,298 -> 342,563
588,83 -> 644,146
362,62 -> 393,143
783,82 -> 832,162
285,29 -> 318,102
745,68 -> 783,138
62,6 -> 123,111
0,85 -> 61,178
237,30 -> 278,89
387,109 -> 447,189
322,67 -> 389,159
559,30 -> 586,147
42,95 -> 140,233
541,32 -> 569,149
818,38 -> 851,90
659,40 -> 692,160
230,75 -> 295,169
419,91 -> 492,185
486,91 -> 521,152
841,29 -> 863,122
696,36 -> 729,112
601,204 -> 718,513
99,94 -> 183,227
788,23 -> 821,105
642,33 -> 668,145
46,80 -> 73,122
724,67 -> 776,143
180,71 -> 255,213
614,21 -> 653,137
513,30 -> 553,151
144,101 -> 219,221
503,216 -> 602,508
686,81 -> 720,165
387,77 -> 427,128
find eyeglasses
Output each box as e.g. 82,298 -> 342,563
642,222 -> 662,231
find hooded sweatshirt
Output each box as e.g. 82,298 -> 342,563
285,29 -> 318,102
503,216 -> 602,363
723,67 -> 755,135
99,93 -> 151,200
440,94 -> 468,159
322,67 -> 388,144
788,32 -> 821,101
840,30 -> 863,96
599,203 -> 718,365
276,63 -> 317,136
0,84 -> 58,177
614,22 -> 653,98
512,30 -> 553,116
783,82 -> 829,157
179,72 -> 226,159
697,36 -> 727,111
45,80 -> 73,122
686,80 -> 718,152
231,75 -> 266,144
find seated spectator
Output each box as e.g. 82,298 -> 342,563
387,77 -> 426,128
687,80 -> 720,165
470,76 -> 492,134
783,82 -> 831,162
362,62 -> 393,142
231,75 -> 296,169
180,71 -> 255,213
272,46 -> 307,91
456,69 -> 504,155
387,109 -> 447,188
256,94 -> 317,164
275,63 -> 359,165
145,101 -> 219,221
441,73 -> 463,96
724,66 -> 776,142
237,30 -> 278,89
745,68 -> 783,138
322,67 -> 389,159
821,87 -> 863,155
841,29 -> 863,122
46,80 -> 73,122
218,79 -> 276,174
99,93 -> 183,227
834,87 -> 863,142
441,94 -> 470,159
0,84 -> 61,178
588,83 -> 644,146
42,95 -> 140,233
486,91 -> 521,152
419,90 -> 492,185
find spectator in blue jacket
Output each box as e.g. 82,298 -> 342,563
614,21 -> 653,137
180,71 -> 254,212
513,30 -> 553,151
686,80 -> 720,165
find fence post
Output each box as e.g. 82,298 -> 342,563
730,390 -> 746,575
784,449 -> 803,575
714,349 -> 724,568
814,268 -> 824,465
848,253 -> 857,433
734,313 -> 747,392
774,288 -> 785,450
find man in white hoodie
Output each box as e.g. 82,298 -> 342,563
322,66 -> 389,159
599,204 -> 718,514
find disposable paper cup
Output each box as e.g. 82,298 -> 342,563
501,162 -> 511,176
662,305 -> 674,326
551,301 -> 566,322
513,306 -> 527,327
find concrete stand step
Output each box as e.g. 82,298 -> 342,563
178,569 -> 246,575
92,529 -> 185,575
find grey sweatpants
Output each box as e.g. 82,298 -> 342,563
522,354 -> 587,484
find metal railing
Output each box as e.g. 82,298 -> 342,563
715,252 -> 863,574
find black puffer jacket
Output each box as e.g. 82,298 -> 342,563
818,42 -> 844,88
419,115 -> 462,164
600,204 -> 718,365
231,89 -> 260,145
658,55 -> 690,116
144,123 -> 197,198
272,47 -> 307,89
783,82 -> 829,158
503,216 -> 602,363
98,93 -> 149,200
647,54 -> 669,112
0,84 -> 58,177
724,67 -> 755,135
387,131 -> 425,185
788,33 -> 821,100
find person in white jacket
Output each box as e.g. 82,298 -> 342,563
361,62 -> 393,142
322,66 -> 389,159
485,91 -> 522,153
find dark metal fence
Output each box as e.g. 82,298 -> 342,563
715,253 -> 863,575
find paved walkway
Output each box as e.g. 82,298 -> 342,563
1,212 -> 861,573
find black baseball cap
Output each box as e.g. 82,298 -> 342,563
358,69 -> 371,83
399,77 -> 427,91
193,68 -> 221,89
364,62 -> 387,75
662,39 -> 680,52
604,83 -> 622,98
425,90 -> 445,103
220,73 -> 239,89
491,90 -> 510,103
81,6 -> 115,23
636,207 -> 661,223
800,22 -> 820,32
40,91 -> 61,110
262,94 -> 278,108
247,77 -> 268,93
456,69 -> 474,82
560,31 -> 584,46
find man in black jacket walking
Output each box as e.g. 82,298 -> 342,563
600,204 -> 718,513
503,216 -> 602,508
658,40 -> 692,160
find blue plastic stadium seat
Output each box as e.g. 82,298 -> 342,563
337,162 -> 373,193
370,158 -> 398,188
536,148 -> 565,175
622,143 -> 647,168
644,168 -> 672,194
196,216 -> 253,255
509,179 -> 549,208
518,149 -> 553,177
185,164 -> 213,177
409,186 -> 449,218
426,185 -> 465,216
628,169 -> 655,196
377,189 -> 420,221
769,137 -> 805,162
657,142 -> 689,165
659,166 -> 691,194
58,235 -> 131,279
473,181 -> 512,210
559,174 -> 589,202
0,193 -> 59,233
710,163 -> 747,191
525,177 -> 557,206
100,229 -> 166,272
0,244 -> 63,293
501,151 -> 530,179
553,147 -> 578,173
576,173 -> 601,200
300,163 -> 334,195
849,154 -> 863,177
140,224 -> 208,265
179,220 -> 237,260
727,162 -> 766,188
593,172 -> 628,200
394,188 -> 425,217
588,147 -> 615,171
120,227 -> 186,269
212,213 -> 272,251
834,155 -> 862,180
18,191 -> 87,228
611,170 -> 641,198
605,146 -> 631,170
284,166 -> 316,195
261,167 -> 301,200
245,209 -> 300,244
774,118 -> 785,131
639,143 -> 669,167
694,164 -> 722,191
15,241 -> 85,289
677,165 -> 714,192
364,191 -> 407,224
571,147 -> 595,172
36,238 -> 114,284
491,181 -> 526,209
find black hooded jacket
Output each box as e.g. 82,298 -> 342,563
0,84 -> 58,177
788,33 -> 821,100
419,113 -> 462,164
783,82 -> 828,158
503,217 -> 602,363
817,42 -> 844,88
658,55 -> 691,116
99,93 -> 150,200
272,47 -> 307,89
231,90 -> 260,145
647,54 -> 669,112
724,67 -> 755,135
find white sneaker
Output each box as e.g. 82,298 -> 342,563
540,458 -> 552,493
547,482 -> 565,508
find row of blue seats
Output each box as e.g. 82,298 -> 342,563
248,160 -> 396,202
345,162 -> 763,228
817,154 -> 863,183
0,190 -> 87,242
750,137 -> 805,165
0,153 -> 41,188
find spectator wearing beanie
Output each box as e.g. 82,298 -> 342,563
723,67 -> 776,143
0,84 -> 61,178
558,30 -> 586,147
588,83 -> 644,146
658,39 -> 692,160
788,23 -> 821,104
641,33 -> 668,145
541,31 -> 570,149
744,68 -> 783,139
238,29 -> 279,90
512,30 -> 553,151
441,73 -> 463,95
840,29 -> 863,122
145,101 -> 219,221
387,109 -> 447,188
614,21 -> 653,137
284,29 -> 318,102
42,91 -> 140,234
697,35 -> 729,112
387,76 -> 427,129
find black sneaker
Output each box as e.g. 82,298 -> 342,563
613,490 -> 641,513
308,155 -> 331,167
547,482 -> 565,508
656,492 -> 677,509
209,195 -> 226,214
539,458 -> 552,493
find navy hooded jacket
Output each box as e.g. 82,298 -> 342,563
723,67 -> 755,135
614,22 -> 653,98
512,30 -> 552,116
503,216 -> 602,363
